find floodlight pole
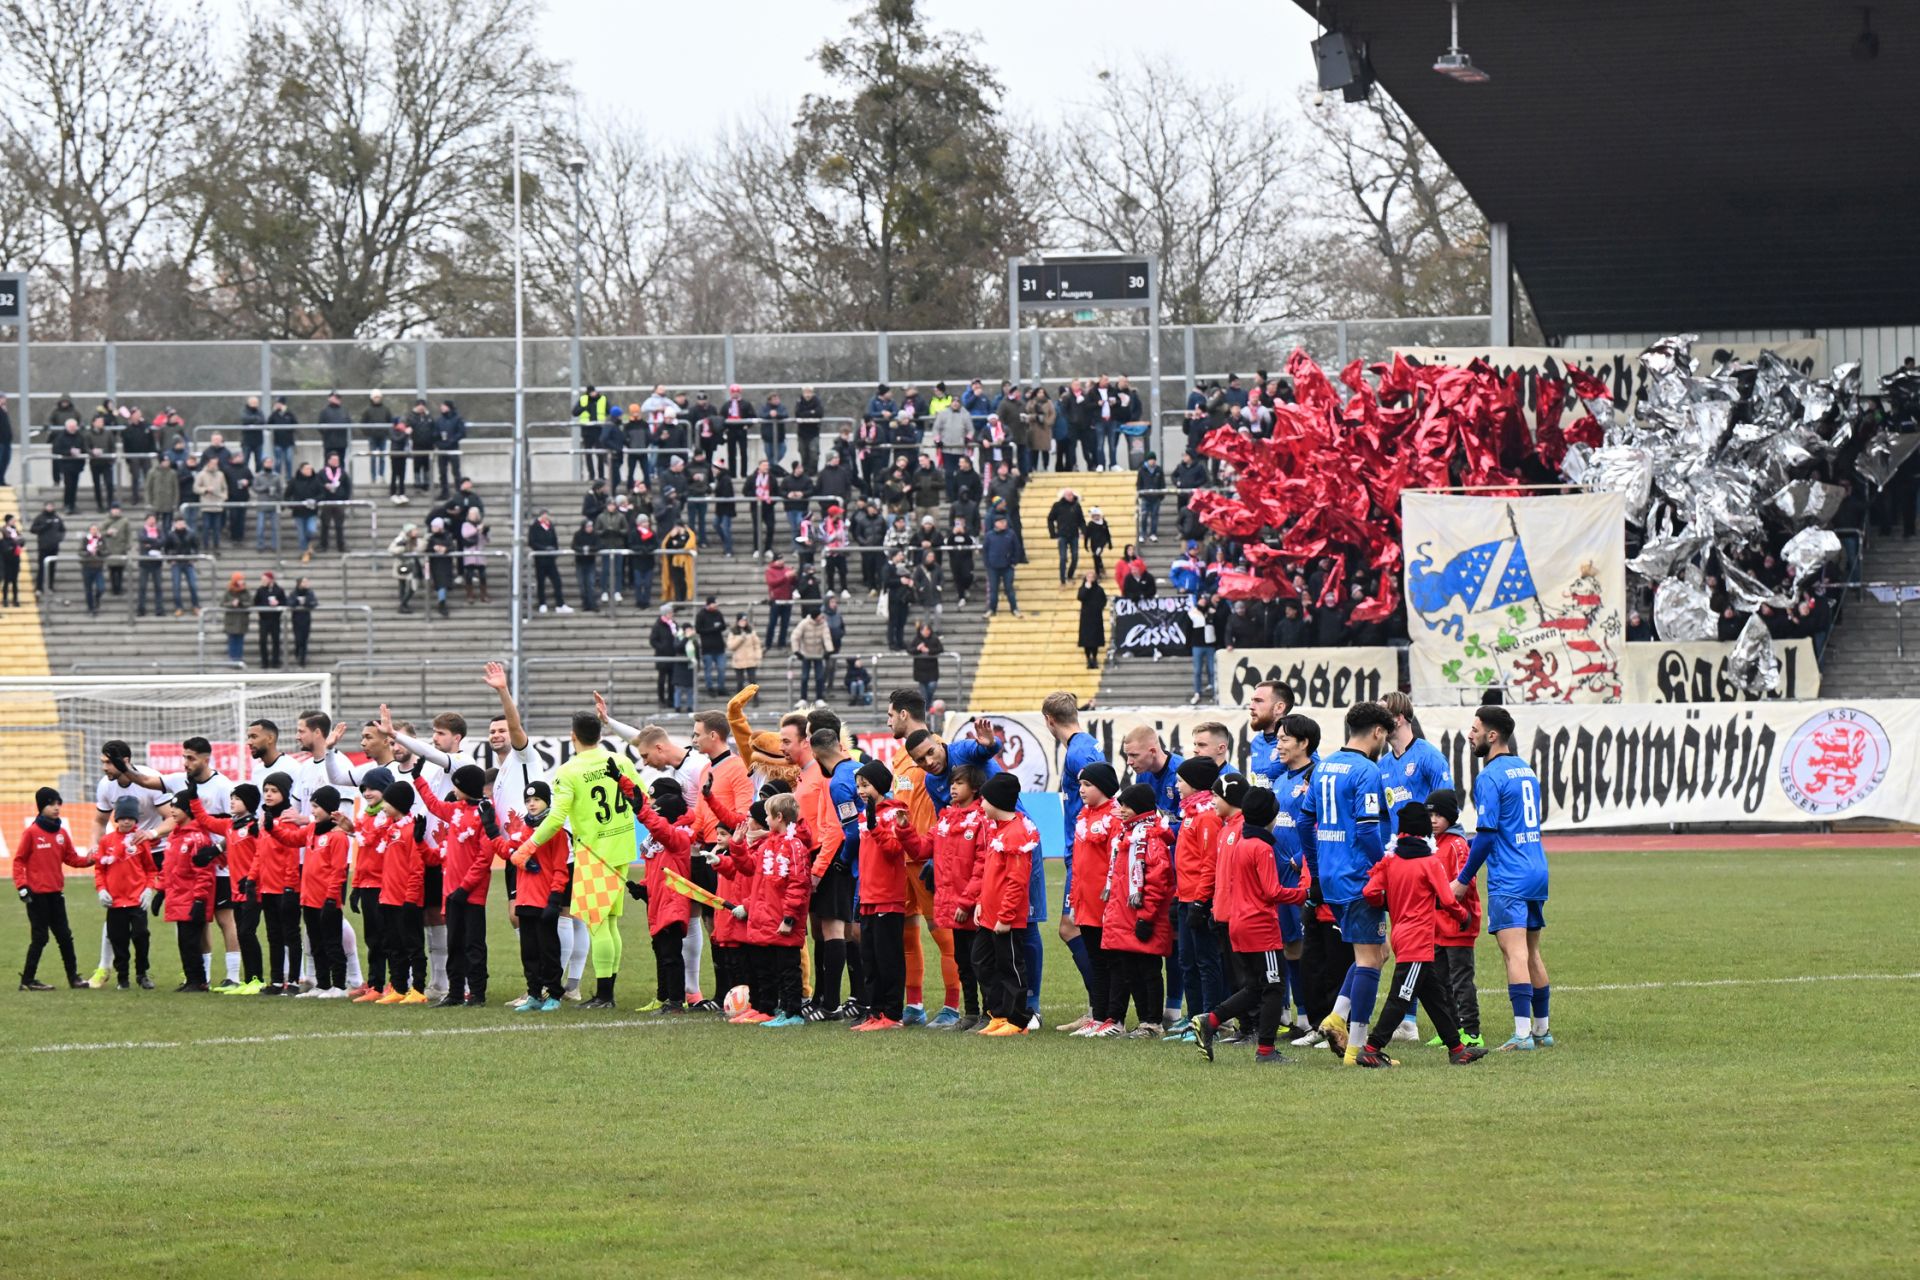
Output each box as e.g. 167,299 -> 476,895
1489,221 -> 1511,345
509,124 -> 528,695
1007,256 -> 1022,388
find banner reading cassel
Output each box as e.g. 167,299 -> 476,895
1403,491 -> 1627,704
959,700 -> 1916,831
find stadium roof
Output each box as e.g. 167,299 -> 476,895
1297,1 -> 1920,335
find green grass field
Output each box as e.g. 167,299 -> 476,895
2,848 -> 1916,1279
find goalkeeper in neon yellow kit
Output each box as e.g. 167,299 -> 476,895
518,710 -> 647,1009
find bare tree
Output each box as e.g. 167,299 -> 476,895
196,0 -> 555,340
518,117 -> 703,337
0,0 -> 219,339
1032,63 -> 1310,325
1298,90 -> 1488,318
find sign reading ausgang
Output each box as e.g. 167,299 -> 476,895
1017,260 -> 1150,309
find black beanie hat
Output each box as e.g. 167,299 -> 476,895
649,776 -> 687,821
749,799 -> 769,829
36,785 -> 64,810
452,764 -> 487,800
1239,787 -> 1279,828
112,795 -> 142,821
981,772 -> 1020,812
311,785 -> 343,814
1177,757 -> 1220,791
382,780 -> 416,813
1116,782 -> 1158,815
759,778 -> 792,798
1076,760 -> 1119,798
1426,788 -> 1459,826
1212,775 -> 1250,810
524,780 -> 552,806
358,766 -> 395,797
1397,801 -> 1432,837
230,782 -> 260,813
857,760 -> 894,795
262,770 -> 293,800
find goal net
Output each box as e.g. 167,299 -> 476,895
0,675 -> 331,856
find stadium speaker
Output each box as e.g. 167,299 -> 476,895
1312,31 -> 1364,91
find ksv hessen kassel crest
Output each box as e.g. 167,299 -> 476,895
1777,708 -> 1890,815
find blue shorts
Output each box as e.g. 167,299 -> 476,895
1331,899 -> 1388,946
1486,895 -> 1546,934
1060,858 -> 1074,915
1278,903 -> 1303,946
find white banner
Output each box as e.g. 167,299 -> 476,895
1221,647 -> 1399,710
1404,492 -> 1627,703
1398,340 -> 1826,420
1624,639 -> 1821,703
958,701 -> 1919,831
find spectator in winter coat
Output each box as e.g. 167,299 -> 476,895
144,456 -> 181,524
317,392 -> 353,461
1136,452 -> 1166,543
794,387 -> 826,473
726,614 -> 764,693
982,514 -> 1020,618
251,457 -> 286,552
1078,572 -> 1107,670
791,609 -> 832,704
433,401 -> 467,499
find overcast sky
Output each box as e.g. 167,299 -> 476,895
540,0 -> 1325,146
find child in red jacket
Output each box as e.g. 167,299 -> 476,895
13,787 -> 94,990
501,781 -> 570,1012
373,781 -> 429,1004
1100,784 -> 1175,1038
1424,789 -> 1482,1047
255,772 -> 306,995
94,796 -> 158,989
851,761 -> 923,1031
633,778 -> 694,1014
414,763 -> 495,1007
971,773 -> 1039,1037
716,793 -> 812,1025
347,769 -> 394,1002
1353,802 -> 1486,1068
299,786 -> 351,997
190,783 -> 265,993
1192,789 -> 1307,1065
1064,761 -> 1120,1036
698,773 -> 753,1015
152,789 -> 221,992
930,766 -> 988,1029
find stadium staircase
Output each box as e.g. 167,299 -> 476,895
1814,532 -> 1920,698
967,469 -> 1136,712
0,483 -> 64,851
18,468 -> 986,738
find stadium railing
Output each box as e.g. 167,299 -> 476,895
193,603 -> 376,664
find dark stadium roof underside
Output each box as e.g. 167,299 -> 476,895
1294,0 -> 1920,335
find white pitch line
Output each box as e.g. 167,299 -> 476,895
1480,971 -> 1920,996
17,973 -> 1920,1056
22,1016 -> 683,1055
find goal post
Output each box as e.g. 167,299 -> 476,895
0,675 -> 332,857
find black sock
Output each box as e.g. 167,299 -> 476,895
846,936 -> 867,1002
595,976 -> 614,1001
818,938 -> 846,1008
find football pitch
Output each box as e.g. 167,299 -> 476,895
1,847 -> 1914,1279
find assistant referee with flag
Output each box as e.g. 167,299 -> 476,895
518,710 -> 647,1009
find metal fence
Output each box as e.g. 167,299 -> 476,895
0,315 -> 1492,446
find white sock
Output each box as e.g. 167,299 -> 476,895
427,925 -> 448,987
681,922 -> 705,998
301,952 -> 315,982
99,922 -> 113,970
556,915 -> 576,975
1351,1021 -> 1368,1050
563,918 -> 588,980
1533,1013 -> 1548,1034
340,917 -> 362,985
1515,1015 -> 1532,1039
1332,994 -> 1351,1020
225,952 -> 241,982
1401,1013 -> 1418,1026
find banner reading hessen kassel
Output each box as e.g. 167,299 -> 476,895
953,701 -> 1920,831
1403,491 -> 1627,704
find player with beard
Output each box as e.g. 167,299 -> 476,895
1245,680 -> 1297,790
885,689 -> 963,1027
1379,690 -> 1453,1043
382,706 -> 477,997
1453,704 -> 1553,1051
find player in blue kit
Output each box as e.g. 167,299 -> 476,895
1381,691 -> 1454,1042
1044,692 -> 1107,1024
1452,704 -> 1552,1051
1270,714 -> 1319,1037
1244,680 -> 1294,790
1311,701 -> 1395,1065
